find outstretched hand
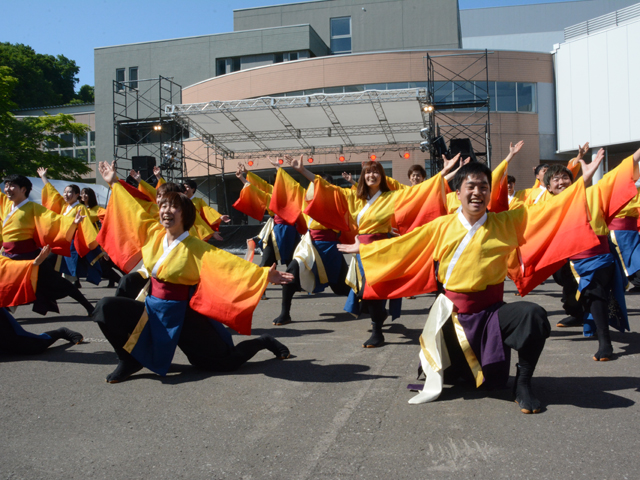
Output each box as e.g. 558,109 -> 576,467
441,153 -> 462,175
220,215 -> 231,223
129,169 -> 141,181
153,166 -> 162,179
33,245 -> 51,266
342,172 -> 356,185
212,232 -> 224,241
99,161 -> 118,185
267,156 -> 281,170
337,237 -> 361,254
285,154 -> 303,170
506,140 -> 525,163
577,142 -> 590,160
37,167 -> 49,185
267,264 -> 294,285
74,209 -> 86,225
579,148 -> 605,186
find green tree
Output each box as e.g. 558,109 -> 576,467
0,66 -> 90,179
69,84 -> 94,104
0,43 -> 80,108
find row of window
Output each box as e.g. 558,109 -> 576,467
216,51 -> 302,76
270,81 -> 537,113
331,17 -> 351,54
46,131 -> 96,163
116,67 -> 138,91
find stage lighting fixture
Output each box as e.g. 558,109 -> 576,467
307,157 -> 314,163
153,124 -> 162,131
339,156 -> 345,162
370,154 -> 377,161
420,141 -> 430,153
422,105 -> 434,113
420,127 -> 431,139
248,160 -> 254,166
404,152 -> 410,159
278,158 -> 284,164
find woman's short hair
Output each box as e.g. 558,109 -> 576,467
356,161 -> 390,200
81,187 -> 98,208
159,192 -> 196,231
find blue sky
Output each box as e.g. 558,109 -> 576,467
1,0 -> 581,89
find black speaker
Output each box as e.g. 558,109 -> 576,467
449,138 -> 477,162
132,156 -> 156,182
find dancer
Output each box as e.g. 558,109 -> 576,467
545,147 -> 640,361
182,179 -> 230,232
37,167 -> 104,287
94,161 -> 293,383
294,156 -> 451,347
608,184 -> 640,288
234,164 -> 302,268
343,154 -> 606,413
0,249 -> 83,355
1,174 -> 94,315
267,157 -> 352,326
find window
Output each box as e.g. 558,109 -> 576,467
232,57 -> 241,72
330,17 -> 352,54
453,81 -> 475,111
116,68 -> 125,91
216,59 -> 226,76
129,67 -> 138,89
496,82 -> 516,112
274,53 -> 284,64
75,132 -> 88,147
288,52 -> 298,61
517,82 -> 536,112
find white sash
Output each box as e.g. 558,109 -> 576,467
64,200 -> 80,216
3,199 -> 29,228
356,190 -> 382,227
151,231 -> 189,278
533,186 -> 547,204
443,211 -> 487,288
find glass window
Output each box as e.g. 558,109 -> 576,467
331,17 -> 352,54
434,81 -> 453,104
305,88 -> 323,95
274,53 -> 283,64
324,86 -> 344,94
90,131 -> 95,146
116,68 -> 125,91
75,132 -> 88,147
62,150 -> 74,158
232,57 -> 241,72
409,81 -> 428,88
517,82 -> 536,112
344,85 -> 364,93
129,67 -> 138,89
90,149 -> 96,163
487,82 -> 496,112
76,148 -> 88,162
496,82 -> 516,112
216,59 -> 226,76
60,133 -> 73,146
285,90 -> 304,97
387,82 -> 409,90
453,81 -> 475,111
365,84 -> 387,91
289,52 -> 298,61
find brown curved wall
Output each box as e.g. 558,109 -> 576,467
183,50 -> 554,187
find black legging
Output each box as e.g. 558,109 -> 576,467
442,301 -> 549,388
0,309 -> 71,355
93,296 -> 273,372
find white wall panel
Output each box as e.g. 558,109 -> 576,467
555,18 -> 640,152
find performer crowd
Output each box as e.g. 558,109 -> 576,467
2,140 -> 640,415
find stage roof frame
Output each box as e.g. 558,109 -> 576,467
165,88 -> 431,158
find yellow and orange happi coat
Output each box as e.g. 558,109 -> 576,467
0,191 -> 75,257
113,179 -> 214,242
0,255 -> 38,307
303,173 -> 448,236
233,171 -> 275,221
359,179 -> 599,299
97,182 -> 269,335
445,158 -> 511,214
40,183 -> 99,257
511,157 -> 582,209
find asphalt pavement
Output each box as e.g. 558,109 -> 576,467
1,258 -> 639,480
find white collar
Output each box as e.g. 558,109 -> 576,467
444,211 -> 488,288
151,230 -> 190,278
3,198 -> 29,227
64,200 -> 80,215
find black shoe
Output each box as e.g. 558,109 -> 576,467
556,316 -> 582,328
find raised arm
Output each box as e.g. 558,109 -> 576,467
236,163 -> 249,185
37,167 -> 49,186
288,154 -> 316,183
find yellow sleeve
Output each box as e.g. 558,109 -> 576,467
247,171 -> 273,195
41,183 -> 67,214
137,179 -> 158,202
385,176 -> 407,191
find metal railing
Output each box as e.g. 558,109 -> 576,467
565,3 -> 640,40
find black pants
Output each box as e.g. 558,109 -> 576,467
442,301 -> 550,387
553,262 -> 615,321
33,256 -> 93,315
93,296 -> 271,372
0,308 -> 58,355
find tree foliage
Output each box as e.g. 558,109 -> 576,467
0,66 -> 91,179
0,42 -> 92,108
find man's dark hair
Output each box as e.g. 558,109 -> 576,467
507,175 -> 516,184
159,192 -> 197,231
543,165 -> 573,188
3,174 -> 32,196
453,162 -> 492,192
183,179 -> 198,191
320,173 -> 334,184
158,182 -> 185,197
407,164 -> 427,179
534,164 -> 550,176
